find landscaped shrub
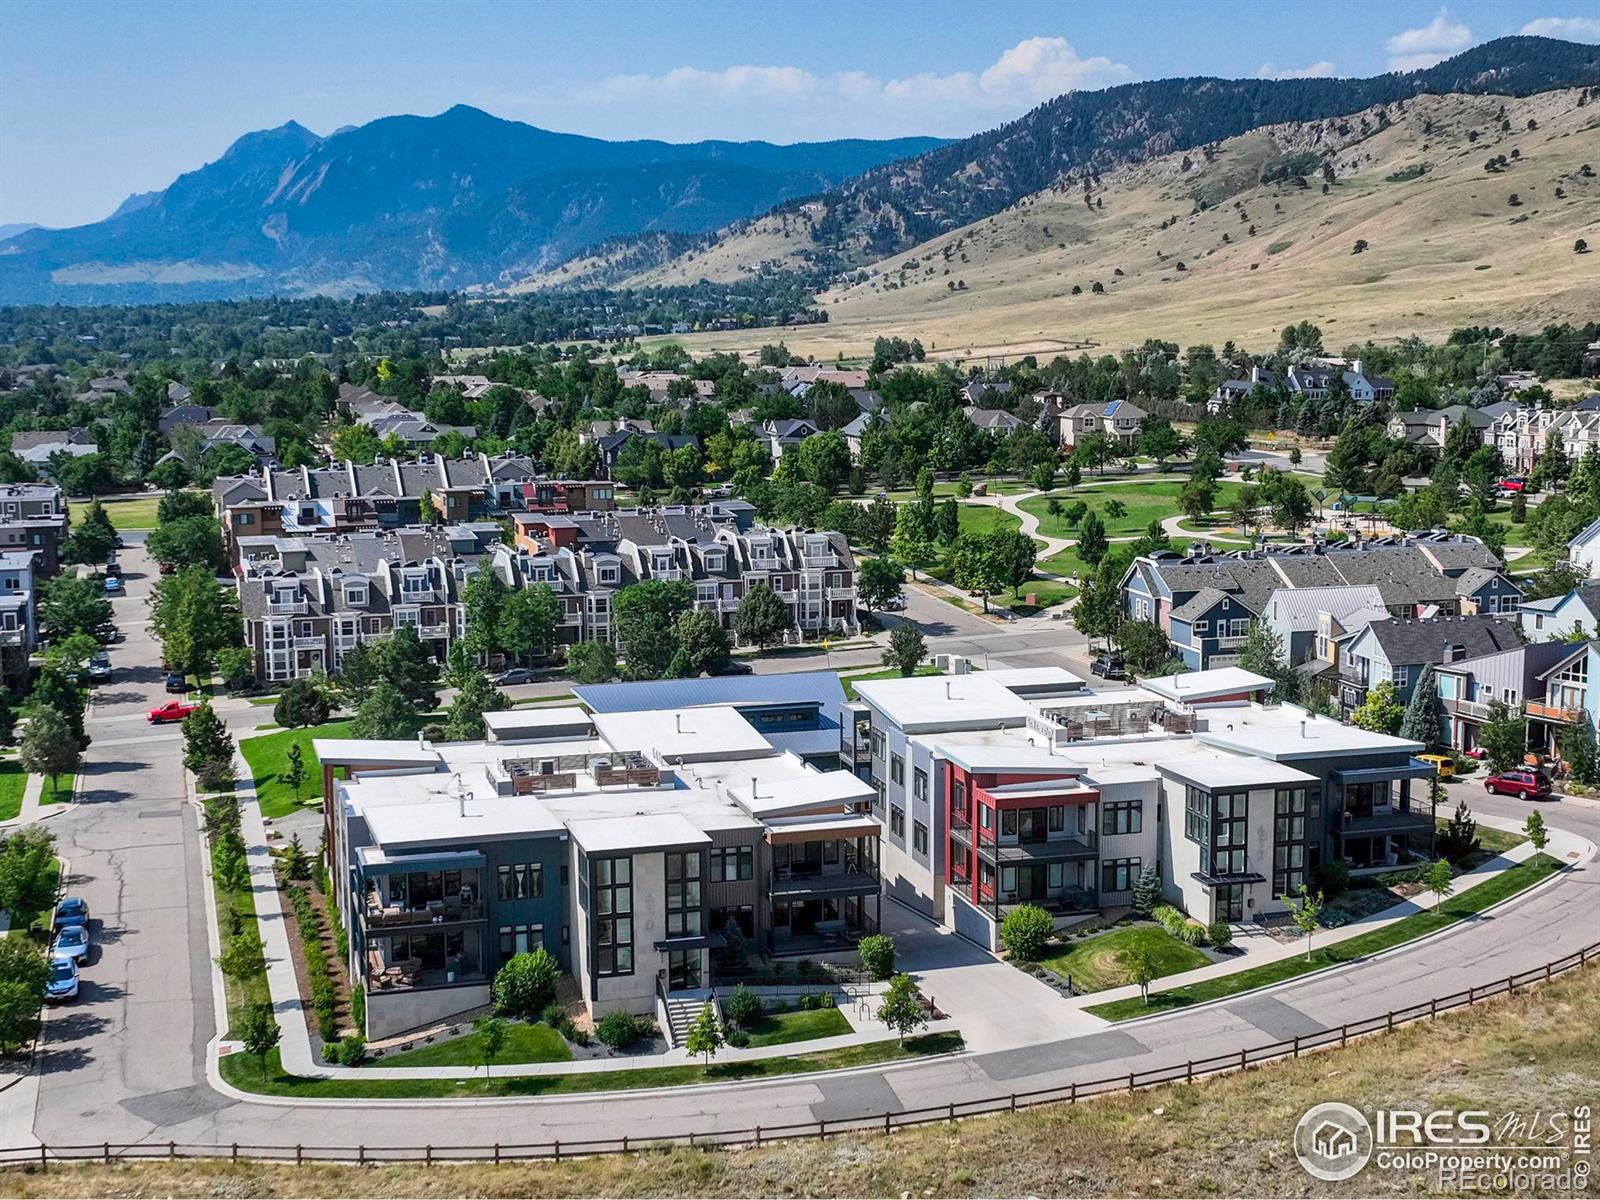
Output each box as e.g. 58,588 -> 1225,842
723,984 -> 763,1030
1131,865 -> 1163,915
334,1034 -> 366,1065
539,1001 -> 565,1028
1150,905 -> 1186,936
492,948 -> 560,1018
1314,860 -> 1351,897
594,1009 -> 640,1050
1207,921 -> 1234,948
725,1027 -> 750,1048
1000,903 -> 1053,961
1175,920 -> 1208,946
857,933 -> 896,981
820,991 -> 835,1008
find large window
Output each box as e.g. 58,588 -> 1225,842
498,924 -> 543,958
1211,791 -> 1248,876
665,852 -> 702,939
913,821 -> 928,856
1273,786 -> 1317,895
593,857 -> 633,977
1184,786 -> 1210,845
890,753 -> 904,786
913,767 -> 928,801
1102,857 -> 1141,893
1102,800 -> 1143,836
710,845 -> 754,882
496,863 -> 544,901
952,776 -> 967,816
890,805 -> 905,839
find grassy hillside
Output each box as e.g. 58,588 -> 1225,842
640,88 -> 1599,359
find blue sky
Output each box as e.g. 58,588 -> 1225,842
4,0 -> 1598,227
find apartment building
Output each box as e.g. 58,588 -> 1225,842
0,550 -> 38,687
319,702 -> 881,1038
234,523 -> 503,684
0,483 -> 68,578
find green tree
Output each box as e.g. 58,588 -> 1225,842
1046,497 -> 1064,529
150,566 -> 242,683
857,497 -> 898,553
442,640 -> 475,688
475,1016 -> 508,1078
492,948 -> 561,1018
1121,944 -> 1158,1004
1179,477 -> 1217,522
284,743 -> 307,805
333,642 -> 383,709
1104,499 -> 1127,523
1477,699 -> 1526,772
444,671 -> 510,741
1422,858 -> 1456,911
39,574 -> 114,642
857,555 -> 904,615
181,700 -> 233,775
1131,864 -> 1163,915
1076,510 -> 1109,566
61,513 -> 117,566
147,515 -> 226,572
0,938 -> 50,1053
733,582 -> 792,651
236,1002 -> 281,1082
882,625 -> 926,677
797,430 -> 851,491
18,706 -> 81,797
890,502 -> 937,580
350,680 -> 414,740
1138,417 -> 1183,468
216,930 -> 266,983
565,640 -> 617,684
216,645 -> 256,692
274,678 -> 330,729
684,1001 -> 724,1065
1351,679 -> 1404,735
1282,884 -> 1324,961
1559,718 -> 1600,786
615,580 -> 694,678
951,532 -> 1008,612
857,933 -> 896,981
460,563 -> 509,660
0,826 -> 58,919
875,973 -> 929,1045
378,625 -> 440,712
498,584 -> 561,663
935,498 -> 961,547
999,903 -> 1053,960
670,608 -> 733,677
1524,810 -> 1548,853
1115,619 -> 1172,676
28,667 -> 87,745
1031,462 -> 1057,492
1237,620 -> 1297,702
1398,663 -> 1442,746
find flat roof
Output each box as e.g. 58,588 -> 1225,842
314,739 -> 442,768
568,813 -> 710,853
360,792 -> 567,849
933,740 -> 1086,773
1139,668 -> 1275,703
591,704 -> 775,763
854,674 -> 1033,733
484,706 -> 593,739
982,666 -> 1087,695
1158,754 -> 1319,790
1194,705 -> 1425,760
730,770 -> 875,819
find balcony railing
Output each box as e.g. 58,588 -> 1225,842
1336,806 -> 1434,837
293,636 -> 325,650
770,848 -> 879,896
364,900 -> 485,928
1446,697 -> 1495,721
417,624 -> 450,640
1526,699 -> 1585,724
268,599 -> 306,615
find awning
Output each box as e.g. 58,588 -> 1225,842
1330,760 -> 1438,786
1190,870 -> 1266,887
766,813 -> 881,845
357,847 -> 486,875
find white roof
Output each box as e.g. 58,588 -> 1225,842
568,813 -> 710,853
1139,668 -> 1275,704
934,740 -> 1086,773
1195,704 -> 1425,760
855,674 -> 1032,732
1157,754 -> 1318,790
590,704 -> 774,763
360,792 -> 566,848
314,739 -> 442,768
731,770 -> 875,819
982,666 -> 1087,694
764,812 -> 882,839
484,706 -> 593,738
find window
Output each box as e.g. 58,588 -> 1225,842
912,767 -> 928,801
664,852 -> 701,938
498,924 -> 543,957
1048,805 -> 1065,832
1211,791 -> 1248,877
495,863 -> 544,901
1000,809 -> 1018,837
1392,665 -> 1411,688
710,845 -> 754,882
890,754 -> 904,786
952,776 -> 967,815
1273,787 -> 1314,895
1102,800 -> 1143,836
1194,620 -> 1208,635
1184,786 -> 1210,845
979,803 -> 993,830
890,805 -> 905,839
1102,857 -> 1141,893
871,728 -> 886,760
593,857 -> 633,977
912,821 -> 928,856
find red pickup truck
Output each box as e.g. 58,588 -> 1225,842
147,700 -> 198,724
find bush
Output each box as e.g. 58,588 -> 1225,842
725,1028 -> 751,1048
1314,860 -> 1351,897
723,984 -> 763,1030
273,678 -> 331,729
1206,921 -> 1233,948
1000,903 -> 1053,961
1175,920 -> 1207,946
334,1034 -> 366,1066
492,948 -> 560,1018
1150,905 -> 1187,936
857,933 -> 896,981
820,992 -> 835,1009
594,1009 -> 640,1050
539,1001 -> 565,1028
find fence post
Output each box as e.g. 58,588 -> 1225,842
103,1143 -> 110,1165
1467,986 -> 1475,1004
757,1125 -> 764,1146
494,1143 -> 500,1164
554,1140 -> 561,1162
1293,1035 -> 1301,1058
168,1141 -> 175,1161
358,1145 -> 365,1166
623,1136 -> 629,1153
1187,1060 -> 1194,1081
1341,1023 -> 1348,1046
818,1119 -> 827,1141
425,1145 -> 432,1166
1128,1073 -> 1135,1093
1070,1081 -> 1077,1104
1387,1011 -> 1394,1031
1239,1048 -> 1246,1071
884,1111 -> 891,1134
231,1143 -> 238,1163
1430,998 -> 1437,1018
1010,1093 -> 1017,1112
39,1145 -> 46,1171
948,1102 -> 955,1123
1546,962 -> 1553,982
296,1145 -> 302,1165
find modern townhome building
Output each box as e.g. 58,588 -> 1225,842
1434,640 -> 1579,755
1524,640 -> 1600,757
1052,399 -> 1147,450
212,453 -> 547,563
0,549 -> 39,687
1520,579 -> 1600,642
1334,614 -> 1521,719
503,505 -> 859,646
234,523 -> 503,683
0,483 -> 69,578
1122,535 -> 1513,670
318,701 -> 881,1039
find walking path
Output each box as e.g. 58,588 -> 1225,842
0,773 -> 44,830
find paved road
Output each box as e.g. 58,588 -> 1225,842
15,548 -> 1594,1154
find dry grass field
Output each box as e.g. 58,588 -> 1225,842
6,960 -> 1598,1198
630,88 -> 1598,361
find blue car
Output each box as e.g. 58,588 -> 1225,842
51,924 -> 89,964
44,958 -> 79,1003
103,576 -> 123,593
54,897 -> 89,929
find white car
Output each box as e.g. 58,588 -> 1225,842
45,957 -> 79,1002
51,924 -> 90,964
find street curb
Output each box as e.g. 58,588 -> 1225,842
1099,832 -> 1593,1030
3,852 -> 75,1099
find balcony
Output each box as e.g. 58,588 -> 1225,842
992,832 -> 1098,863
364,899 -> 486,929
770,848 -> 879,898
293,636 -> 325,650
1336,806 -> 1435,838
268,598 -> 307,615
1526,699 -> 1585,724
1446,697 -> 1495,721
417,624 -> 450,640
399,587 -> 439,604
995,889 -> 1100,919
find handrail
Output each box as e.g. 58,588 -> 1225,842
2,937 -> 1594,1166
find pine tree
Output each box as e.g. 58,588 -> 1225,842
1398,663 -> 1442,746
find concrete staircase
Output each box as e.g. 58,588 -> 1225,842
660,989 -> 717,1048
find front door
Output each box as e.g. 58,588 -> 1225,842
1216,885 -> 1244,923
1018,808 -> 1048,843
667,949 -> 702,991
1002,864 -> 1048,900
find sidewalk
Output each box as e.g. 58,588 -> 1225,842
0,773 -> 44,830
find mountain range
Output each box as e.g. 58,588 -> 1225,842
2,35 -> 1597,307
0,108 -> 942,304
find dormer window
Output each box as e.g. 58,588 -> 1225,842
652,553 -> 673,572
598,563 -> 619,585
704,551 -> 723,570
343,584 -> 368,607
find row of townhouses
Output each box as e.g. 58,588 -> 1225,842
1207,358 -> 1397,412
316,664 -> 1437,1040
235,503 -> 859,683
0,483 -> 69,686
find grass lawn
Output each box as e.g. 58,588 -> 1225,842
377,1021 -> 573,1068
1038,538 -> 1185,581
743,1005 -> 851,1047
0,761 -> 25,822
1037,924 -> 1212,994
956,504 -> 1021,537
1455,819 -> 1527,856
1008,577 -> 1078,614
82,493 -> 169,532
841,664 -> 940,700
215,870 -> 271,1035
38,776 -> 74,806
8,857 -> 60,936
239,720 -> 355,820
1086,853 -> 1562,1021
220,1032 -> 963,1099
1022,480 -> 1243,540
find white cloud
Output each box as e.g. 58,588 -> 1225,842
1520,15 -> 1600,41
1384,9 -> 1474,71
583,37 -> 1134,129
1255,61 -> 1337,79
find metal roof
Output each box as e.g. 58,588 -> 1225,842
573,671 -> 845,715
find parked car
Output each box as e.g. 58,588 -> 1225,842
1483,768 -> 1553,800
44,958 -> 79,1003
709,659 -> 753,676
88,653 -> 112,682
104,559 -> 122,578
1497,477 -> 1528,494
53,897 -> 89,929
1417,753 -> 1455,779
163,672 -> 187,693
489,667 -> 537,685
1463,746 -> 1488,760
880,593 -> 907,612
147,700 -> 198,724
1091,653 -> 1127,680
51,924 -> 90,964
103,576 -> 123,594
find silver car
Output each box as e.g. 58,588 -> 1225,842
51,924 -> 90,964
